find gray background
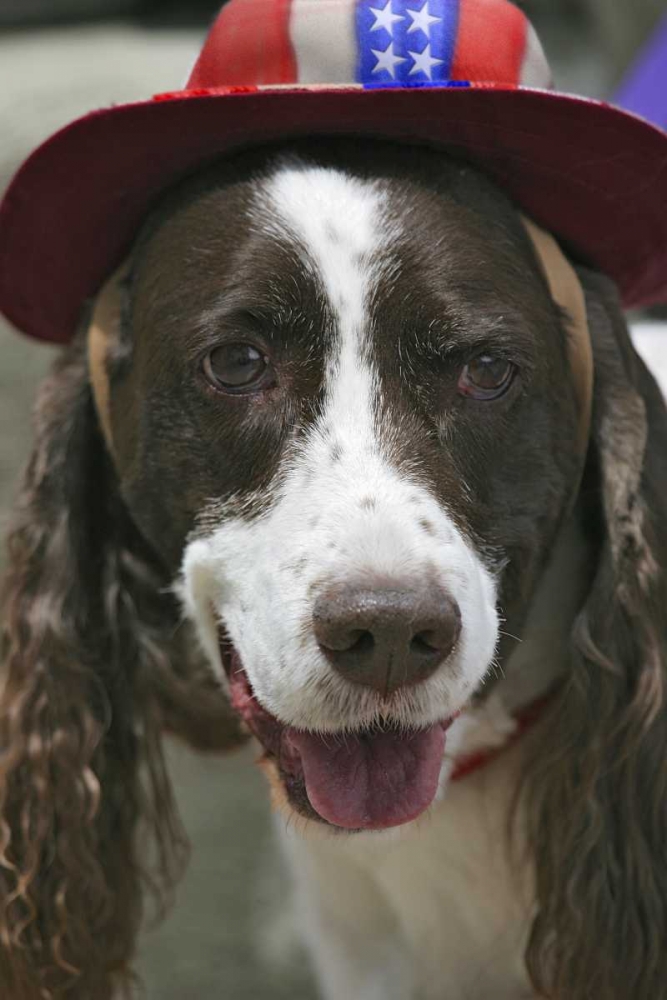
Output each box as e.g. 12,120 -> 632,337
0,3 -> 665,997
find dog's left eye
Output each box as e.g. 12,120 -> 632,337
203,342 -> 273,393
458,355 -> 516,400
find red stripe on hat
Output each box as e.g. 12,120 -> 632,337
188,0 -> 297,89
451,0 -> 527,85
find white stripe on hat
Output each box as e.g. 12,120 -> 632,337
290,0 -> 358,84
520,23 -> 552,89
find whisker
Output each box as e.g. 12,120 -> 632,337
498,629 -> 522,643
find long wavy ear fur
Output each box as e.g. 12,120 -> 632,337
0,334 -> 244,999
524,270 -> 667,998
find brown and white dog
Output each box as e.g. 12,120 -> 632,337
1,139 -> 666,1000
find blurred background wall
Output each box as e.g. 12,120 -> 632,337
0,1 -> 664,997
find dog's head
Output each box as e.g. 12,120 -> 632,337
90,141 -> 588,831
1,140 -> 665,999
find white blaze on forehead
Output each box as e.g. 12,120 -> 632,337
264,162 -> 384,326
263,162 -> 386,471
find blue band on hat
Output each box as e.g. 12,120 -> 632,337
356,0 -> 461,87
361,78 -> 471,89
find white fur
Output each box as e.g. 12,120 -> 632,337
179,163 -> 499,733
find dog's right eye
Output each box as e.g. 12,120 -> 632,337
203,342 -> 273,394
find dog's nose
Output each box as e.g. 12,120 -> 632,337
313,585 -> 461,697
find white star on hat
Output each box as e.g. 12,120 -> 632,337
406,1 -> 441,36
369,1 -> 404,34
372,40 -> 408,78
408,42 -> 444,78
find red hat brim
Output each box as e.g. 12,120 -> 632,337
1,84 -> 666,344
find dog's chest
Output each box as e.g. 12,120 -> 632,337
279,747 -> 534,1000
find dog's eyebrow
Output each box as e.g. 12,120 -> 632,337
192,297 -> 331,350
406,313 -> 540,365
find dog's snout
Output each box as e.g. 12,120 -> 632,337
313,585 -> 461,697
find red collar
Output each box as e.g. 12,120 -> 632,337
450,690 -> 558,783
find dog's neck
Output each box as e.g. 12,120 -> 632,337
451,508 -> 591,767
502,508 -> 591,710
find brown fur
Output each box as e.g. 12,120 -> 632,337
520,269 -> 667,999
0,343 -> 245,998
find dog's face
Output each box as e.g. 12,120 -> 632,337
103,142 -> 582,831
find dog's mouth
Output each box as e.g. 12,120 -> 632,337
220,637 -> 454,831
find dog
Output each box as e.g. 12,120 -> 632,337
1,135 -> 666,1000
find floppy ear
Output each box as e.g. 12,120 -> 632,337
524,269 -> 667,999
0,327 -> 245,997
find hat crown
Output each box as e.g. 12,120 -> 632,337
187,0 -> 552,92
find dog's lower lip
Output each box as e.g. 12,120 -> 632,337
220,635 -> 454,830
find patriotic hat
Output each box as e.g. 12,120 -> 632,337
2,0 -> 667,344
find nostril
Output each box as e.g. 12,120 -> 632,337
349,631 -> 374,655
410,632 -> 441,655
321,628 -> 373,653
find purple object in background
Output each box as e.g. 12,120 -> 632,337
614,13 -> 667,130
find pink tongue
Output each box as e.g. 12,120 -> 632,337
286,725 -> 447,830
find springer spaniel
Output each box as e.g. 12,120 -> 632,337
1,139 -> 666,1000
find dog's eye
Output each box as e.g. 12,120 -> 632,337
458,355 -> 516,400
203,342 -> 272,393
